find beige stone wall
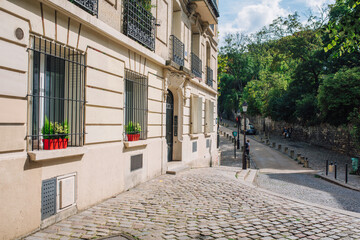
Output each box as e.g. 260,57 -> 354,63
0,0 -> 218,238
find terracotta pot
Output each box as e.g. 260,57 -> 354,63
127,133 -> 140,141
59,138 -> 69,149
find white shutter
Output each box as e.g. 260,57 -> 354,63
191,95 -> 197,134
209,101 -> 214,133
197,97 -> 203,133
205,100 -> 210,133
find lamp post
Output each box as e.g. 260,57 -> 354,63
236,110 -> 241,149
242,102 -> 248,170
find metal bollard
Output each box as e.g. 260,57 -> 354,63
272,142 -> 276,148
284,147 -> 288,154
266,139 -> 270,145
297,154 -> 301,162
326,160 -> 328,176
300,156 -> 305,164
335,162 -> 337,179
345,164 -> 348,183
278,144 -> 282,151
290,150 -> 295,159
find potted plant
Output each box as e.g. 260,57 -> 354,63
41,116 -> 56,150
54,120 -> 69,149
125,121 -> 142,141
41,117 -> 69,150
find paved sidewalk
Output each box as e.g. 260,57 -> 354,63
27,165 -> 360,238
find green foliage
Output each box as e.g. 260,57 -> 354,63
324,0 -> 360,56
139,0 -> 155,12
41,117 -> 69,139
41,116 -> 54,139
318,67 -> 360,125
125,121 -> 142,133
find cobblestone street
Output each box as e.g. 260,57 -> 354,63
27,165 -> 360,239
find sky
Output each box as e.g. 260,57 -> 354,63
218,0 -> 336,45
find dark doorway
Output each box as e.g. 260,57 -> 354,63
166,90 -> 174,162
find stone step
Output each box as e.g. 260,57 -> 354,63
236,169 -> 250,180
245,169 -> 258,183
166,163 -> 190,175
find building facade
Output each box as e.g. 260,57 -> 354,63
0,0 -> 219,238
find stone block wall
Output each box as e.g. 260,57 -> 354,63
249,115 -> 359,157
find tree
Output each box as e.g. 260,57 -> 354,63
318,67 -> 360,126
324,0 -> 360,56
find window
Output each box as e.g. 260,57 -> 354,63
29,36 -> 86,150
190,95 -> 202,134
205,99 -> 214,133
124,69 -> 148,141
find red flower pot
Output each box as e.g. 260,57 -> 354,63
59,138 -> 68,149
42,139 -> 54,150
127,133 -> 140,141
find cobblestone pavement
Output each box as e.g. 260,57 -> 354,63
220,125 -> 360,213
27,169 -> 360,239
219,119 -> 360,190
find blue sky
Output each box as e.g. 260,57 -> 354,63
218,0 -> 335,44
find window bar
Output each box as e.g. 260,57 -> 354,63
31,37 -> 35,151
75,52 -> 79,146
71,48 -> 75,146
67,47 -> 70,146
79,55 -> 82,146
37,37 -> 42,150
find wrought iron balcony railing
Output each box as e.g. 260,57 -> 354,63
170,35 -> 185,67
207,0 -> 219,18
191,52 -> 202,78
69,0 -> 98,16
206,66 -> 213,87
123,0 -> 156,51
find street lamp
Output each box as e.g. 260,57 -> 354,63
242,102 -> 248,170
236,110 -> 241,149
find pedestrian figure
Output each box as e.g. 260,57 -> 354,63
245,139 -> 250,156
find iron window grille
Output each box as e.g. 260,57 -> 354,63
170,35 -> 185,67
124,69 -> 148,141
28,36 -> 86,151
69,0 -> 98,16
206,66 -> 213,87
123,0 -> 156,51
191,52 -> 202,78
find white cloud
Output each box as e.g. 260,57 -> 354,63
219,0 -> 289,37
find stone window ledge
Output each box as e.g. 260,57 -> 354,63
124,140 -> 148,148
190,133 -> 202,139
28,147 -> 87,162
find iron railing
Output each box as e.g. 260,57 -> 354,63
28,36 -> 86,151
124,69 -> 148,141
69,0 -> 98,16
170,35 -> 185,67
207,0 -> 219,17
123,0 -> 156,51
191,52 -> 202,78
206,66 -> 213,87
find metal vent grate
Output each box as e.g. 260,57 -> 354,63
131,154 -> 143,171
41,178 -> 57,220
192,141 -> 197,152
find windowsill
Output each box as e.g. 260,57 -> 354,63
205,133 -> 212,138
190,134 -> 202,139
124,140 -> 148,148
28,147 -> 87,162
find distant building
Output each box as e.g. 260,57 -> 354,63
0,0 -> 219,238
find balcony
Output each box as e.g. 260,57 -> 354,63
170,35 -> 184,67
69,0 -> 98,16
123,0 -> 156,51
191,53 -> 202,78
191,0 -> 219,24
206,66 -> 213,87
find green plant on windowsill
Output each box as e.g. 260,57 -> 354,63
41,116 -> 55,139
125,121 -> 142,134
54,120 -> 69,139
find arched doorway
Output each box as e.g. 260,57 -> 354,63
166,90 -> 174,162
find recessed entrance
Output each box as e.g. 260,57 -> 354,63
166,90 -> 174,162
